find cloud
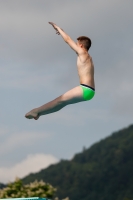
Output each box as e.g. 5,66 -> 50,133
0,153 -> 59,183
0,66 -> 55,90
0,131 -> 52,156
95,57 -> 133,117
0,127 -> 9,136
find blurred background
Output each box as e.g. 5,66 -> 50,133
0,0 -> 133,183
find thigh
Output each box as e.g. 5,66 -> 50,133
60,86 -> 84,105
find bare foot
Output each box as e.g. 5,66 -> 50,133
25,109 -> 39,120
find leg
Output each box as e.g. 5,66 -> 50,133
25,86 -> 84,120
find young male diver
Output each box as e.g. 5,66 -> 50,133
25,22 -> 95,120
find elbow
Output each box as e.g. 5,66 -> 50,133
65,36 -> 70,43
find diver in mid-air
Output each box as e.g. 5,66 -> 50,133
25,22 -> 95,120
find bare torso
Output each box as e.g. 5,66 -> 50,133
77,50 -> 95,89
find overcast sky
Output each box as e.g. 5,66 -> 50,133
0,0 -> 133,183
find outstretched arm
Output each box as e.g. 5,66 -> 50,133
49,22 -> 79,53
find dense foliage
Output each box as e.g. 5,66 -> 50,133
22,124 -> 133,200
0,183 -> 5,189
0,178 -> 56,198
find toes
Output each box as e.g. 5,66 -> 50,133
25,113 -> 33,119
34,115 -> 39,120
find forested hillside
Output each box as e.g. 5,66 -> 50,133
21,125 -> 133,200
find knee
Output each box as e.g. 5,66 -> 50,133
56,96 -> 67,107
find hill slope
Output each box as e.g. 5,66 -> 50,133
22,124 -> 133,200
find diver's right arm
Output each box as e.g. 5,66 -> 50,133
49,22 -> 79,54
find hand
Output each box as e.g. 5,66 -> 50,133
49,22 -> 60,35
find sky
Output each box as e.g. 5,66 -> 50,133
0,0 -> 133,184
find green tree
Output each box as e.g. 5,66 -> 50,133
0,178 -> 56,198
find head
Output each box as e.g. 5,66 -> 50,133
77,36 -> 91,51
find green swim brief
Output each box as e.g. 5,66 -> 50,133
80,84 -> 95,101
